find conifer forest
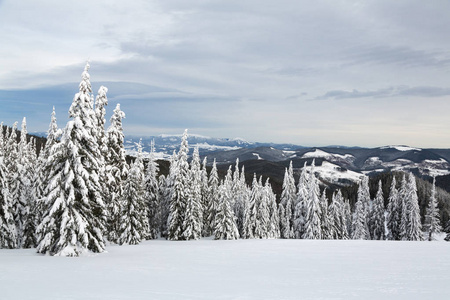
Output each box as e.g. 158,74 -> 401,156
0,65 -> 447,256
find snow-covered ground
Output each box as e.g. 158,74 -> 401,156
1,239 -> 449,300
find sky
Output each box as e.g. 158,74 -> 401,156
1,0 -> 450,148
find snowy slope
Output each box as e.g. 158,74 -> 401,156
1,239 -> 449,300
306,161 -> 365,186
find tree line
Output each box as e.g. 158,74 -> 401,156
0,64 -> 446,256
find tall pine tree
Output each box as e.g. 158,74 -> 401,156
424,177 -> 442,241
36,63 -> 106,256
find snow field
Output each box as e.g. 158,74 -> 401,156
1,239 -> 449,300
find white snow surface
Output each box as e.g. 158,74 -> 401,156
1,239 -> 449,300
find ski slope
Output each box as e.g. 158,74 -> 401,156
1,239 -> 449,299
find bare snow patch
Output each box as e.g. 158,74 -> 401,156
252,153 -> 263,160
302,149 -> 354,161
305,161 -> 364,186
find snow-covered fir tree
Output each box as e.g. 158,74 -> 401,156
424,177 -> 442,241
343,198 -> 352,238
4,122 -> 20,247
319,188 -> 331,239
386,176 -> 401,240
36,63 -> 106,256
328,190 -> 347,240
302,161 -> 322,240
404,173 -> 423,241
182,146 -> 203,240
293,162 -> 309,239
351,197 -> 367,240
398,174 -> 409,240
93,86 -> 109,219
199,157 -> 209,237
167,129 -> 190,240
94,86 -> 108,157
0,138 -> 16,249
265,179 -> 280,238
368,180 -> 385,240
359,176 -> 371,239
144,139 -> 160,239
105,103 -> 129,243
158,174 -> 170,237
16,118 -> 36,248
214,170 -> 239,240
203,158 -> 219,237
352,178 -> 370,240
34,107 -> 61,235
243,174 -> 259,239
159,151 -> 176,237
118,141 -> 149,245
255,176 -> 270,239
279,161 -> 296,239
232,159 -> 246,237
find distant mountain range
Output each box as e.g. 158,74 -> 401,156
32,131 -> 450,187
123,134 -> 450,187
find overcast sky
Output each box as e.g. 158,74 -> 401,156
1,0 -> 450,148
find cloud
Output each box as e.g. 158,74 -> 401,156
341,45 -> 450,69
316,86 -> 450,100
2,1 -> 450,146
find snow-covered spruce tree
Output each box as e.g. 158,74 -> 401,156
328,191 -> 341,240
118,141 -> 149,245
4,122 -> 20,247
424,177 -> 442,241
319,188 -> 331,239
214,172 -> 239,240
159,151 -> 176,237
144,139 -> 160,239
368,180 -> 385,240
293,162 -> 309,239
0,140 -> 16,249
336,190 -> 349,239
203,158 -> 219,237
359,176 -> 371,239
342,198 -> 352,237
167,129 -> 190,240
94,86 -> 108,157
158,174 -> 169,236
386,176 -> 401,240
352,178 -> 370,239
254,176 -> 270,239
14,118 -> 36,248
182,146 -> 203,240
34,107 -> 62,232
242,174 -> 259,239
399,174 -> 409,240
351,197 -> 367,240
279,161 -> 296,239
232,159 -> 246,237
266,179 -> 280,239
302,161 -> 322,240
404,173 -> 423,241
21,136 -> 38,248
36,63 -> 106,256
200,157 -> 209,237
105,103 -> 129,243
94,86 -> 109,216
